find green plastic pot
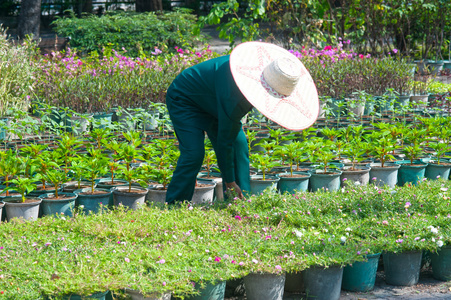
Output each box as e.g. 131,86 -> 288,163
277,172 -> 310,193
430,246 -> 451,281
244,274 -> 285,300
249,175 -> 280,195
309,170 -> 342,192
383,250 -> 422,286
74,188 -> 112,214
425,162 -> 451,181
342,253 -> 381,292
396,162 -> 427,186
39,192 -> 78,217
185,281 -> 226,300
303,265 -> 343,300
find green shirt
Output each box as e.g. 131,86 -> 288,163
167,55 -> 253,183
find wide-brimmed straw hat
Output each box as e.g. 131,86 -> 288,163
230,41 -> 319,131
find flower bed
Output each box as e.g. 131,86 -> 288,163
0,179 -> 449,299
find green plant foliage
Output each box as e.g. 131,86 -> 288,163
0,27 -> 38,117
195,0 -> 265,47
35,46 -> 217,114
51,9 -> 207,56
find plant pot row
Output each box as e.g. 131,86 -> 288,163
249,160 -> 451,195
0,181 -> 218,222
48,247 -> 451,300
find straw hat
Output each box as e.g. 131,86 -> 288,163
230,41 -> 319,131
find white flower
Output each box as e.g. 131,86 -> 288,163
354,181 -> 361,186
294,230 -> 303,238
437,240 -> 444,247
340,236 -> 346,243
428,226 -> 438,234
345,227 -> 352,231
252,259 -> 258,264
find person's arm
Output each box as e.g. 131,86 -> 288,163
214,58 -> 252,198
225,181 -> 244,199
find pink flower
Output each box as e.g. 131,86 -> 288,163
235,215 -> 242,221
214,256 -> 221,262
162,282 -> 167,286
275,265 -> 282,270
125,258 -> 130,262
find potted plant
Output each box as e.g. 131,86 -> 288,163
112,131 -> 149,210
73,148 -> 112,214
397,127 -> 428,186
96,139 -> 129,191
2,175 -> 42,221
39,167 -> 78,217
0,149 -> 22,199
249,153 -> 280,195
367,130 -> 400,188
340,138 -> 371,186
273,142 -> 311,194
27,149 -> 63,197
425,125 -> 451,180
196,143 -> 222,202
308,139 -> 342,192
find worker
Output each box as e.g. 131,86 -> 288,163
165,41 -> 319,204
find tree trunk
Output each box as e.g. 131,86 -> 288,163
136,0 -> 163,12
18,0 -> 41,40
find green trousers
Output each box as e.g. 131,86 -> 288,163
165,97 -> 250,204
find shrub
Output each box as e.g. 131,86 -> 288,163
0,27 -> 38,117
35,46 -> 218,113
51,9 -> 207,57
295,43 -> 414,98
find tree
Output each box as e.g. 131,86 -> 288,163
18,0 -> 41,40
136,0 -> 162,12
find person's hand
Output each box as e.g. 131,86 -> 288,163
225,181 -> 244,199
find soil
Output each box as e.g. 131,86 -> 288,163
116,188 -> 147,194
79,190 -> 109,195
196,183 -> 214,188
64,184 -> 90,192
279,174 -> 310,178
5,198 -> 40,204
99,181 -> 127,186
0,192 -> 20,197
42,194 -> 75,200
35,185 -> 59,191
